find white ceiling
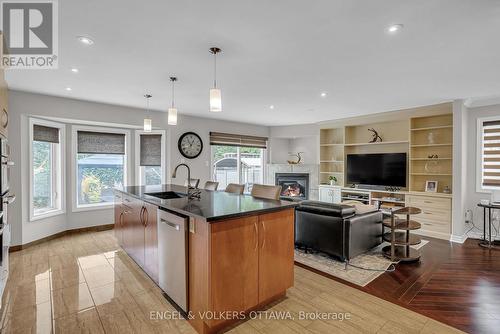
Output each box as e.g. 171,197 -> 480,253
6,0 -> 500,126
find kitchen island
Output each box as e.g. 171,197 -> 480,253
114,184 -> 297,334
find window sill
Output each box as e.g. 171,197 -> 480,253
72,203 -> 114,213
30,209 -> 65,222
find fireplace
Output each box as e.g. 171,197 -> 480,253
275,173 -> 309,200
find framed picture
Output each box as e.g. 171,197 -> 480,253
425,180 -> 438,192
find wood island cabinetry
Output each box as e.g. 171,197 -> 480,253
114,188 -> 295,334
114,192 -> 158,283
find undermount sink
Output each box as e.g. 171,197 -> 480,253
145,191 -> 185,200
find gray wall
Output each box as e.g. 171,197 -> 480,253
9,90 -> 269,245
464,103 -> 500,237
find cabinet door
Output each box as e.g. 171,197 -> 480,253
258,209 -> 294,303
123,196 -> 145,266
210,216 -> 259,320
114,192 -> 123,246
144,202 -> 158,283
133,202 -> 145,267
319,187 -> 332,203
114,203 -> 123,246
332,187 -> 341,204
121,203 -> 134,254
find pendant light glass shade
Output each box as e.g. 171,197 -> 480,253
209,47 -> 222,113
143,118 -> 152,132
143,94 -> 152,132
168,77 -> 178,125
209,88 -> 222,112
168,107 -> 177,125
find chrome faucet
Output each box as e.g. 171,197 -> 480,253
172,163 -> 201,199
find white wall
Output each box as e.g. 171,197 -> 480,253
9,91 -> 269,245
268,137 -> 290,164
268,123 -> 320,164
289,136 -> 318,164
451,100 -> 468,240
464,103 -> 500,237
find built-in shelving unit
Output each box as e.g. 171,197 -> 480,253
319,128 -> 345,185
318,104 -> 454,240
319,103 -> 454,195
409,113 -> 453,193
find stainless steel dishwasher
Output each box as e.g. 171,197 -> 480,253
157,208 -> 188,312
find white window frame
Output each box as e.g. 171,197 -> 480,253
134,129 -> 167,186
210,145 -> 267,192
476,116 -> 500,193
71,125 -> 131,212
29,118 -> 65,221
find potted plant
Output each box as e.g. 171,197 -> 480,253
329,175 -> 337,186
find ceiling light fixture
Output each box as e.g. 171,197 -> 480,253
209,47 -> 222,112
168,77 -> 178,125
320,92 -> 327,97
65,87 -> 72,91
143,94 -> 152,132
71,68 -> 79,73
269,105 -> 275,110
387,24 -> 404,33
77,36 -> 94,45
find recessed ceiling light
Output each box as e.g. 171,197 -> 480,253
65,87 -> 72,91
77,36 -> 94,45
269,105 -> 275,109
320,92 -> 327,97
71,68 -> 79,73
387,24 -> 404,33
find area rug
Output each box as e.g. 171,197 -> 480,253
294,240 -> 429,287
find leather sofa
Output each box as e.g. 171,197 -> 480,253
295,201 -> 383,261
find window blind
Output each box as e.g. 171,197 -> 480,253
140,134 -> 162,166
209,132 -> 268,149
482,120 -> 500,187
77,131 -> 125,155
33,124 -> 59,143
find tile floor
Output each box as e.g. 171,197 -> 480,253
0,229 -> 464,333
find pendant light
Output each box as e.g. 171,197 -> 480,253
143,94 -> 152,132
168,77 -> 178,125
209,47 -> 222,112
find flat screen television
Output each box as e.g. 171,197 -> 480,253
346,153 -> 407,187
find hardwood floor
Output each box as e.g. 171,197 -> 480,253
298,237 -> 500,334
0,229 -> 462,333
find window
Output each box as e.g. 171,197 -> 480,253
74,128 -> 128,208
210,132 -> 267,192
135,131 -> 166,186
30,120 -> 64,220
478,118 -> 500,191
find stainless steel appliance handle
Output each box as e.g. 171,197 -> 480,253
2,161 -> 14,166
161,219 -> 180,231
3,194 -> 15,204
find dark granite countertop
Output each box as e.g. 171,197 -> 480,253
115,184 -> 297,222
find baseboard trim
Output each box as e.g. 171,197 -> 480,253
9,224 -> 114,252
450,234 -> 468,244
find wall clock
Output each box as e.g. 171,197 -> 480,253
178,132 -> 203,159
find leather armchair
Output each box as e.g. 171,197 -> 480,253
295,201 -> 382,261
